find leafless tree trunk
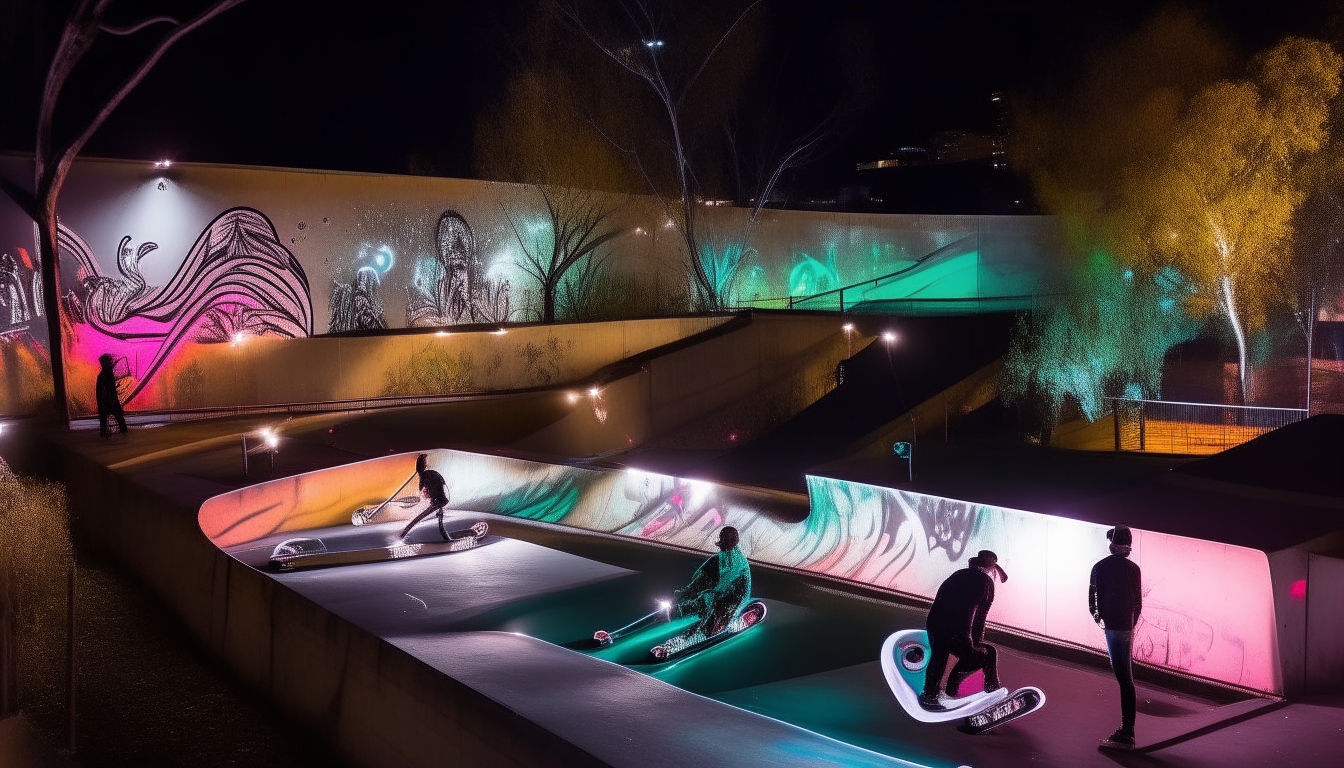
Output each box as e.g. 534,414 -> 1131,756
556,0 -> 831,311
503,186 -> 627,323
0,0 -> 248,424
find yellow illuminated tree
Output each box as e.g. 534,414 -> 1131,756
1115,37 -> 1342,402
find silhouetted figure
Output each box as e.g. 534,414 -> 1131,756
919,550 -> 1007,710
1091,525 -> 1143,747
398,458 -> 452,541
95,353 -> 127,437
673,526 -> 752,640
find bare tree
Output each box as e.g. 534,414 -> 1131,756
554,0 -> 830,310
503,186 -> 627,323
0,0 -> 249,424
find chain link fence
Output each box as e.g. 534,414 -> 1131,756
1109,398 -> 1308,454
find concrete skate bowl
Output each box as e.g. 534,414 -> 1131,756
202,448 -> 1284,697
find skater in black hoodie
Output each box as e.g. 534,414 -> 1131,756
1090,525 -> 1143,747
918,550 -> 1008,710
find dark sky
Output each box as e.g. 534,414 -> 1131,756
0,0 -> 1336,181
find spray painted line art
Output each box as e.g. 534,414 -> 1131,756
59,207 -> 313,406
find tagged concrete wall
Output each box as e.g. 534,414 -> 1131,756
131,315 -> 727,410
0,156 -> 1061,416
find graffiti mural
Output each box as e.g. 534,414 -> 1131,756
202,448 -> 1282,694
407,211 -> 511,327
60,207 -> 313,406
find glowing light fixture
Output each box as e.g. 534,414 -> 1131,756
843,323 -> 854,332
231,332 -> 245,345
645,39 -> 664,48
658,600 -> 672,611
567,392 -> 579,403
435,330 -> 449,337
883,331 -> 897,344
588,386 -> 600,397
495,328 -> 507,335
153,159 -> 172,169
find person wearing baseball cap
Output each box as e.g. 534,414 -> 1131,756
1090,525 -> 1143,747
918,550 -> 1008,711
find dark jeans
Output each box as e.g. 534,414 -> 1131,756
1105,629 -> 1136,731
99,406 -> 127,437
924,632 -> 999,697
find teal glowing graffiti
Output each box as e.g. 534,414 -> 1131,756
697,242 -> 750,307
789,246 -> 839,296
1002,250 -> 1200,422
492,473 -> 584,523
358,244 -> 396,277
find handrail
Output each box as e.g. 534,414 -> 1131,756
1106,397 -> 1307,414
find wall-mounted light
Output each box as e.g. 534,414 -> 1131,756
567,392 -> 579,403
843,323 -> 854,332
153,159 -> 172,169
883,331 -> 897,344
231,332 -> 245,346
644,40 -> 664,48
435,330 -> 449,337
588,386 -> 600,397
494,328 -> 507,335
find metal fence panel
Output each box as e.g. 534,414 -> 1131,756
1109,398 -> 1308,454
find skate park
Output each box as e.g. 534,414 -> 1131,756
5,294 -> 1343,766
3,133 -> 1344,766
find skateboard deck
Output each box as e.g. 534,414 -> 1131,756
268,522 -> 488,570
959,686 -> 1045,734
880,629 -> 1012,723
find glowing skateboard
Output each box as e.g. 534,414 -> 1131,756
650,600 -> 767,661
267,522 -> 489,570
881,629 -> 1045,732
593,600 -> 767,662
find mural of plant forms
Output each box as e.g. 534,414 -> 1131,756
380,344 -> 476,397
407,211 -> 511,327
329,245 -> 392,332
59,207 -> 313,406
516,334 -> 575,386
696,238 -> 752,309
503,186 -> 625,323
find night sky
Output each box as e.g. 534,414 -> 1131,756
0,1 -> 1336,182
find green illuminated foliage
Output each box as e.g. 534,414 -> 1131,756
1017,15 -> 1343,405
1002,252 -> 1200,424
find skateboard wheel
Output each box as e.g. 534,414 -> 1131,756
901,643 -> 928,672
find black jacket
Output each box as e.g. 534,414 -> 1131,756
927,567 -> 994,642
1089,554 -> 1142,631
95,368 -> 122,413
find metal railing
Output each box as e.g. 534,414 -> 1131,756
1109,398 -> 1308,454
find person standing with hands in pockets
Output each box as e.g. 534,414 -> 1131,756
1090,525 -> 1142,748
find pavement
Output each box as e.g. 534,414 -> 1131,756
8,401 -> 1344,768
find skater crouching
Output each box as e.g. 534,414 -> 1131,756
1090,525 -> 1142,748
918,550 -> 1007,711
654,526 -> 752,657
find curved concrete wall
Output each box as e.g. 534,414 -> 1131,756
202,448 -> 1282,695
